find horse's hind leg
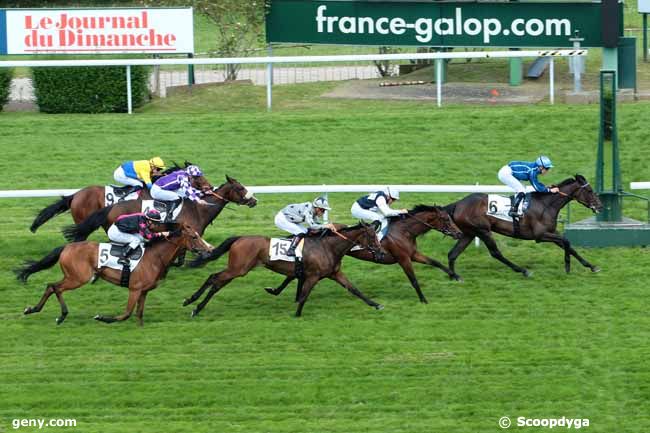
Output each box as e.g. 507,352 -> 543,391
95,289 -> 140,324
447,235 -> 474,279
183,271 -> 222,306
24,284 -> 57,315
264,276 -> 296,296
479,232 -> 531,277
295,276 -> 320,317
191,271 -> 241,317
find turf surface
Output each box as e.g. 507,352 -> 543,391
1,96 -> 649,432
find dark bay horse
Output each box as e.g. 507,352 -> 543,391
266,205 -> 464,304
63,176 -> 257,242
445,174 -> 603,277
29,162 -> 201,232
16,223 -> 214,326
184,222 -> 384,317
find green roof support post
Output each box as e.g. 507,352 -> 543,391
595,70 -> 622,222
508,0 -> 522,86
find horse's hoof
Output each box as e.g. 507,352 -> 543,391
375,304 -> 385,310
523,270 -> 533,278
420,298 -> 429,304
591,266 -> 601,273
23,307 -> 32,315
191,309 -> 199,318
56,316 -> 66,325
94,314 -> 104,322
264,288 -> 277,295
182,298 -> 191,307
450,274 -> 463,282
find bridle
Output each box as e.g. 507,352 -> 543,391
329,227 -> 381,258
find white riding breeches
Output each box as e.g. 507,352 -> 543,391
113,167 -> 144,188
498,165 -> 526,194
275,212 -> 308,235
150,184 -> 182,201
107,225 -> 144,249
351,202 -> 389,236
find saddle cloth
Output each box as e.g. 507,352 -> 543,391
141,199 -> 184,223
487,194 -> 530,222
97,243 -> 144,272
105,185 -> 140,207
269,238 -> 304,262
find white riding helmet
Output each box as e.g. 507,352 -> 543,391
312,196 -> 331,210
385,187 -> 400,200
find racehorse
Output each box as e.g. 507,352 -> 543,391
16,223 -> 214,326
62,175 -> 257,242
444,174 -> 603,277
265,205 -> 464,304
29,162 -> 205,232
184,222 -> 384,317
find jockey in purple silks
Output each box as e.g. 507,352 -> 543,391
150,165 -> 209,206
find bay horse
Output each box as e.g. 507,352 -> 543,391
29,162 -> 202,232
62,176 -> 257,242
445,174 -> 603,278
184,222 -> 384,317
266,205 -> 464,304
16,223 -> 214,326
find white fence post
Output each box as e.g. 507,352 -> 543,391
436,58 -> 442,108
549,57 -> 555,105
266,45 -> 273,112
126,65 -> 132,114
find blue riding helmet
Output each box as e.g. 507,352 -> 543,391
535,155 -> 553,169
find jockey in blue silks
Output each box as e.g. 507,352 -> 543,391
497,156 -> 559,217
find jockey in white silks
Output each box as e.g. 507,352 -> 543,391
274,196 -> 336,257
350,187 -> 407,240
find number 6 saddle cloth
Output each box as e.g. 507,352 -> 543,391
97,243 -> 145,271
487,193 -> 531,222
269,238 -> 304,262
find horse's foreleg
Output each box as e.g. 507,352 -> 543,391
191,271 -> 238,317
136,291 -> 149,327
396,257 -> 428,304
295,276 -> 320,317
183,272 -> 221,306
539,232 -> 600,273
479,232 -> 531,277
447,235 -> 473,279
329,271 -> 383,311
412,251 -> 461,282
95,289 -> 140,324
264,276 -> 296,296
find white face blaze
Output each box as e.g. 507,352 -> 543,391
244,189 -> 254,200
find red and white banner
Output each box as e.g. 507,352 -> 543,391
5,8 -> 194,54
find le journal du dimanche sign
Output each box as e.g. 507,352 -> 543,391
0,8 -> 194,55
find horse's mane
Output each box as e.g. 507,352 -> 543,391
555,176 -> 577,188
387,204 -> 441,222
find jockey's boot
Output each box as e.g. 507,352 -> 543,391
166,199 -> 182,217
118,246 -> 135,266
509,192 -> 525,218
286,234 -> 305,257
115,185 -> 140,197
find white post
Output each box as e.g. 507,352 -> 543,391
323,190 -> 329,223
549,57 -> 555,105
266,45 -> 273,111
436,59 -> 442,107
126,65 -> 132,114
474,181 -> 481,247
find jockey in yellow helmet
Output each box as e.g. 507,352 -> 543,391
114,157 -> 167,190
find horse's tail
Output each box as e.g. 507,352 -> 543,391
15,246 -> 64,283
62,206 -> 112,242
30,195 -> 74,233
188,236 -> 240,268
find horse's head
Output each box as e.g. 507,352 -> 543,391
410,205 -> 463,239
171,223 -> 214,257
211,175 -> 258,208
192,175 -> 213,193
358,221 -> 383,260
562,174 -> 603,214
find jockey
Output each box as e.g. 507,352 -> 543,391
113,157 -> 166,191
274,196 -> 336,257
107,209 -> 170,265
498,156 -> 560,217
351,187 -> 407,237
150,165 -> 210,207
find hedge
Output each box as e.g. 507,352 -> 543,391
0,69 -> 13,111
32,66 -> 150,113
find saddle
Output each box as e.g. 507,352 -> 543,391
510,193 -> 532,216
153,199 -> 182,223
111,185 -> 142,199
110,244 -> 144,261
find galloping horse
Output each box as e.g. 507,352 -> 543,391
16,223 -> 214,326
445,174 -> 603,277
185,222 -> 384,317
266,205 -> 463,304
63,176 -> 257,242
30,162 -> 206,232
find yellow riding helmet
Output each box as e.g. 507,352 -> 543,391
149,157 -> 166,170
